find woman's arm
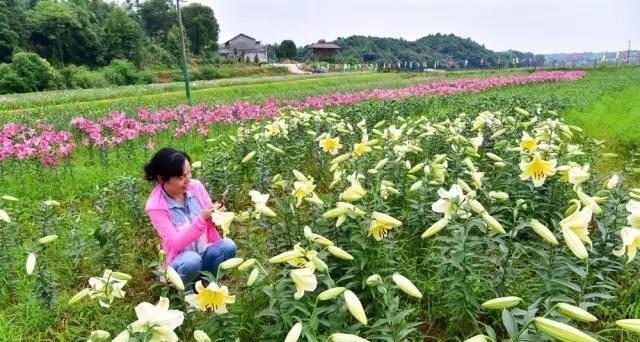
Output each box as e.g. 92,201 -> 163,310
147,209 -> 208,252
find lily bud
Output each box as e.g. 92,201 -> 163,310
219,257 -> 244,270
391,273 -> 423,299
481,296 -> 522,309
421,218 -> 449,239
318,287 -> 346,300
616,319 -> 640,333
530,219 -> 559,245
482,213 -> 505,234
330,333 -> 370,342
68,288 -> 91,304
284,323 -> 303,342
344,290 -> 367,325
533,317 -> 597,342
247,268 -> 259,286
26,252 -> 36,275
366,274 -> 383,287
561,226 -> 589,260
166,266 -> 185,290
38,234 -> 59,244
488,191 -> 509,201
194,330 -> 212,342
556,303 -> 598,322
327,246 -> 354,261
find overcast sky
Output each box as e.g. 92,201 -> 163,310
189,0 -> 639,54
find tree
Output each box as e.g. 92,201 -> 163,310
278,40 -> 297,60
138,0 -> 174,43
102,8 -> 144,65
166,25 -> 190,61
0,7 -> 19,63
181,3 -> 218,55
27,1 -> 102,66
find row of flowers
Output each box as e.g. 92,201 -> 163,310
0,71 -> 585,167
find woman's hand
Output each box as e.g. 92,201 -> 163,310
200,205 -> 215,220
212,200 -> 226,212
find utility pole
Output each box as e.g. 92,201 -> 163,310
627,39 -> 631,65
176,0 -> 191,101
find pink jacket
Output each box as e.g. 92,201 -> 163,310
145,179 -> 222,266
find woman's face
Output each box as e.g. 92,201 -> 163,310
162,159 -> 192,194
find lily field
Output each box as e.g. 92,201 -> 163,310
1,66 -> 640,342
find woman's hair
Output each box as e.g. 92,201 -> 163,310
144,147 -> 192,182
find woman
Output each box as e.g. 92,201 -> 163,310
144,147 -> 236,284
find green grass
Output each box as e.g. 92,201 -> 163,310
563,85 -> 640,149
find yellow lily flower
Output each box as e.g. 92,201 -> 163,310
613,227 -> 640,263
560,205 -> 593,247
211,211 -> 235,236
185,281 -> 236,313
340,173 -> 366,202
319,136 -> 342,155
88,269 -> 128,308
576,190 -> 602,215
626,200 -> 640,228
368,212 -> 402,241
130,297 -> 184,342
290,265 -> 317,299
568,164 -> 590,190
291,171 -> 321,207
353,141 -> 372,156
249,190 -> 277,218
519,153 -> 557,187
431,184 -> 468,219
520,132 -> 538,152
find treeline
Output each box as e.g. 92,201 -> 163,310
297,34 -> 546,68
0,0 -> 219,93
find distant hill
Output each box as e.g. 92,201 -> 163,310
294,33 -> 546,68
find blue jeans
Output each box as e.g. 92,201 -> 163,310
170,238 -> 237,284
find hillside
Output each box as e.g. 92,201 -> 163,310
296,33 -> 545,68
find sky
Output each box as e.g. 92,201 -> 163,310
189,0 -> 639,54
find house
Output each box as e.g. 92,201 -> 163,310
309,40 -> 340,58
219,34 -> 268,63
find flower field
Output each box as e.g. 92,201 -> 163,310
2,67 -> 640,341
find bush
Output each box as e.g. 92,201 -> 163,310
59,65 -> 107,89
10,52 -> 57,92
137,69 -> 157,84
141,43 -> 176,68
0,63 -> 24,94
102,59 -> 141,86
195,64 -> 220,80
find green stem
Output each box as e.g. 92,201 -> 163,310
512,304 -> 558,341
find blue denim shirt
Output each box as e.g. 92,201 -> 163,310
161,188 -> 206,254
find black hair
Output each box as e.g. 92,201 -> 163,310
144,147 -> 192,182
